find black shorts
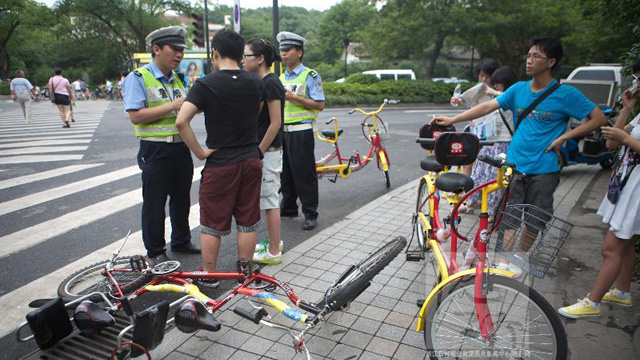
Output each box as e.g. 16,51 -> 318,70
505,172 -> 560,230
53,94 -> 71,106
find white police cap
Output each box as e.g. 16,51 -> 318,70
146,26 -> 188,49
276,31 -> 307,50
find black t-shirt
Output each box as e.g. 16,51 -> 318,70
186,70 -> 263,166
257,73 -> 285,148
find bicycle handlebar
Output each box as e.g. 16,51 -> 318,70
348,109 -> 356,115
326,117 -> 336,125
477,154 -> 524,175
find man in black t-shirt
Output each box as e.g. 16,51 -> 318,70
176,30 -> 264,280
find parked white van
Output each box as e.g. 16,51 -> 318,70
362,69 -> 416,81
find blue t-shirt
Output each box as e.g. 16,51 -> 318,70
496,80 -> 595,174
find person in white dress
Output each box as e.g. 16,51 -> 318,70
559,59 -> 640,319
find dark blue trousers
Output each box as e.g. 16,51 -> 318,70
137,140 -> 194,257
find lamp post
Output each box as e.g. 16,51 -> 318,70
344,37 -> 350,79
273,0 -> 280,74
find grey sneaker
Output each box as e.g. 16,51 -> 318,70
146,253 -> 170,267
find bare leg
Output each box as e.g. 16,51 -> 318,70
266,208 -> 281,255
237,231 -> 257,261
588,231 -> 629,303
614,238 -> 636,293
516,226 -> 538,253
201,233 -> 221,272
56,104 -> 66,122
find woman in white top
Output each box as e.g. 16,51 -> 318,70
559,59 -> 640,319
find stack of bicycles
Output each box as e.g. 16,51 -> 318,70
16,232 -> 406,359
407,124 -> 573,360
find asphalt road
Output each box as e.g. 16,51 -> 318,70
0,99 -> 462,359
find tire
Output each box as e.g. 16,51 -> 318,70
317,237 -> 406,311
416,178 -> 432,251
90,94 -> 97,101
383,169 -> 391,188
58,256 -> 153,299
424,275 -> 567,360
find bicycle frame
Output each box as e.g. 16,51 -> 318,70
315,100 -> 392,181
415,164 -> 518,340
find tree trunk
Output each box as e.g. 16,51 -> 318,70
426,32 -> 446,80
0,20 -> 20,80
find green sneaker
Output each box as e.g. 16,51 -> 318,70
255,238 -> 283,253
558,297 -> 601,319
253,249 -> 282,264
602,288 -> 633,307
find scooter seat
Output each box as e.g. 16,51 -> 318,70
175,300 -> 221,333
321,129 -> 343,140
435,172 -> 474,194
420,156 -> 443,173
73,301 -> 115,335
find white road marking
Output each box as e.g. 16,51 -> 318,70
0,163 -> 104,190
0,139 -> 92,148
0,155 -> 84,164
0,134 -> 92,143
0,146 -> 89,156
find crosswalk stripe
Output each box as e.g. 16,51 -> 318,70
0,201 -> 201,339
0,139 -> 92,149
0,134 -> 92,143
0,120 -> 101,128
0,155 -> 84,164
0,124 -> 98,133
0,165 -> 140,216
0,166 -> 203,259
0,146 -> 89,156
0,163 -> 104,190
0,130 -> 95,139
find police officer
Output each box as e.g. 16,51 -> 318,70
277,31 -> 325,231
123,26 -> 200,265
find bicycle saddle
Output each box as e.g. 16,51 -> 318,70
321,129 -> 343,140
435,172 -> 474,194
175,300 -> 221,333
73,300 -> 116,335
420,155 -> 443,173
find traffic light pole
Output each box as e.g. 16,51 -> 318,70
204,0 -> 211,74
272,0 -> 279,74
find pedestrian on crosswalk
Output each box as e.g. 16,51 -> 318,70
48,67 -> 74,128
10,70 -> 37,124
123,26 -> 201,265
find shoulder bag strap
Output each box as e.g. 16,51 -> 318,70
515,82 -> 561,131
497,109 -> 514,136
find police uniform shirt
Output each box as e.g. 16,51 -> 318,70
283,64 -> 325,124
123,61 -> 186,112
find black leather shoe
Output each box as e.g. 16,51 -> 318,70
171,243 -> 202,254
302,219 -> 317,230
146,253 -> 171,267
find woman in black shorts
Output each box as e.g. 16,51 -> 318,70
48,67 -> 75,128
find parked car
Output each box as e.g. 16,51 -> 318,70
561,64 -> 627,108
362,69 -> 416,81
431,77 -> 469,84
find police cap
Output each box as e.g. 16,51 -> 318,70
146,26 -> 188,49
276,31 -> 307,51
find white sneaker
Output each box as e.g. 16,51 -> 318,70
253,249 -> 282,264
255,238 -> 283,253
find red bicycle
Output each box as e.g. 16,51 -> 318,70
18,234 -> 406,359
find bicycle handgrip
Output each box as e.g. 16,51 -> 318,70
477,154 -> 503,168
233,306 -> 267,324
326,118 -> 335,125
388,100 -> 400,105
416,138 -> 435,145
348,109 -> 356,115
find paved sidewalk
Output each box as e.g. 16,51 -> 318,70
152,165 -> 639,360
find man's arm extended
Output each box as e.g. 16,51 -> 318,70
128,98 -> 185,125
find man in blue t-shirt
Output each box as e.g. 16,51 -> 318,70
434,38 -> 605,267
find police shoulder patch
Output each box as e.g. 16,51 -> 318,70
133,70 -> 142,77
309,71 -> 318,78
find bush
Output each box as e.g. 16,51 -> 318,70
323,80 -> 473,106
345,73 -> 379,85
0,82 -> 9,95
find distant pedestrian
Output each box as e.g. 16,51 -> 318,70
558,59 -> 640,319
48,67 -> 74,128
10,70 -> 37,124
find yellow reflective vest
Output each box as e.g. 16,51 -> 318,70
133,67 -> 185,138
280,68 -> 318,125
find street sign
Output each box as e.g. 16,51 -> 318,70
234,0 -> 241,33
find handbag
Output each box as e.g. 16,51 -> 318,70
49,78 -> 60,103
607,148 -> 638,204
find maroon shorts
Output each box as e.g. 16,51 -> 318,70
199,158 -> 262,236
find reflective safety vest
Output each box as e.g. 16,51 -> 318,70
280,68 -> 318,125
132,67 -> 186,138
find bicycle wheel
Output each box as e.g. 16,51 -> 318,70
58,257 -> 153,299
424,275 -> 567,360
416,178 -> 432,250
377,150 -> 391,188
317,236 -> 406,311
361,115 -> 387,143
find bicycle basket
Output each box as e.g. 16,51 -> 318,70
495,204 -> 573,278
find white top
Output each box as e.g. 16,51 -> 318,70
10,78 -> 33,95
459,83 -> 513,142
597,125 -> 640,239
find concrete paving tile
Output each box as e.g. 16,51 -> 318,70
344,301 -> 367,316
326,311 -> 358,328
393,300 -> 419,316
384,311 -> 415,329
361,305 -> 391,321
401,328 -> 427,349
216,328 -> 253,348
327,344 -> 362,360
305,335 -> 338,356
161,351 -> 196,360
293,256 -> 318,267
351,317 -> 382,335
339,329 -> 374,349
227,350 -> 260,360
392,343 -> 428,359
376,323 -> 407,342
311,322 -> 348,341
371,294 -> 399,311
356,290 -> 376,304
264,341 -> 297,360
283,263 -> 307,274
378,285 -> 405,299
176,336 -> 213,357
196,326 -> 229,343
312,259 -> 336,271
358,351 -> 391,360
365,336 -> 399,357
198,343 -> 237,360
302,266 -> 326,279
240,335 -> 275,355
288,274 -> 315,288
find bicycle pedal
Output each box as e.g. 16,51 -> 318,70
416,299 -> 425,308
405,252 -> 424,262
